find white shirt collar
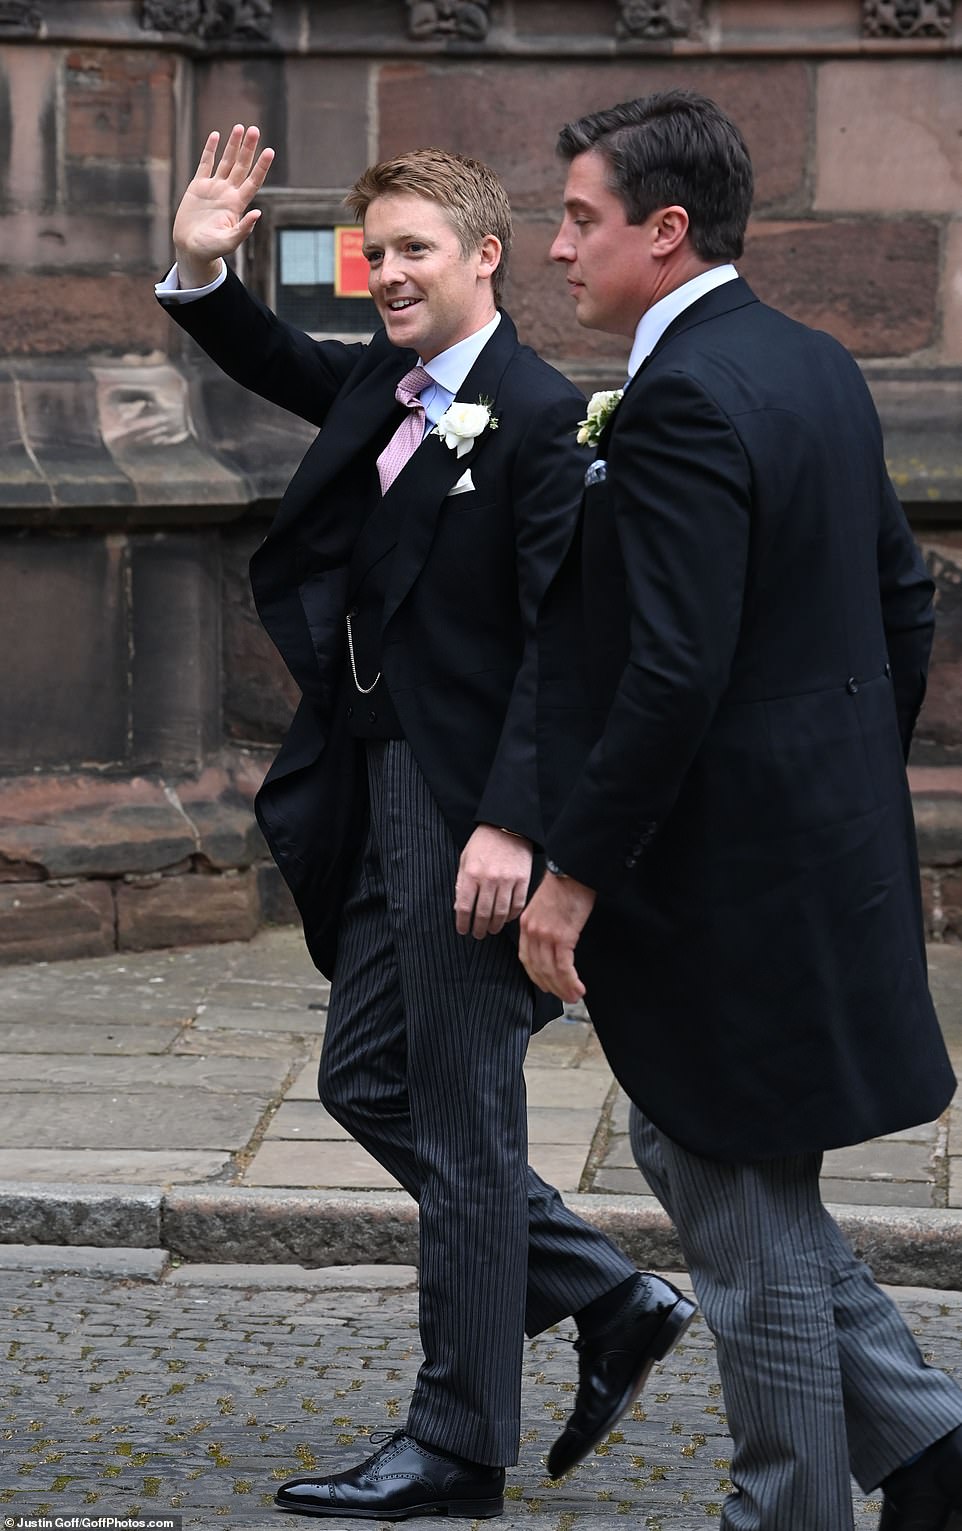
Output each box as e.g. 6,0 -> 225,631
420,310 -> 501,397
627,264 -> 739,379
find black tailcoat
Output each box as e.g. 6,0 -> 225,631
537,278 -> 956,1158
162,272 -> 588,1018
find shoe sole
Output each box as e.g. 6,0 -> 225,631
274,1496 -> 504,1520
547,1294 -> 697,1480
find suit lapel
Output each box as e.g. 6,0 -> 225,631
250,334 -> 415,704
644,275 -> 758,363
594,277 -> 759,459
264,336 -> 416,555
381,311 -> 519,629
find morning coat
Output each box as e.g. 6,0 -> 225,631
162,269 -> 589,1018
536,277 -> 956,1159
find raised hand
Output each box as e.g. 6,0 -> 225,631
172,124 -> 275,289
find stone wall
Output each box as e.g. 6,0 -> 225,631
1,0 -> 961,959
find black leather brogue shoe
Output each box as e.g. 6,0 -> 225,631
274,1430 -> 505,1519
878,1424 -> 962,1531
547,1272 -> 696,1480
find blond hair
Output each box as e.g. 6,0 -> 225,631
346,147 -> 512,304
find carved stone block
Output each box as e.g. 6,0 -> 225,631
862,0 -> 953,37
406,0 -> 491,41
616,0 -> 701,40
141,0 -> 272,41
0,2 -> 43,33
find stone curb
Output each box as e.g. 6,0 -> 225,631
2,1181 -> 961,1289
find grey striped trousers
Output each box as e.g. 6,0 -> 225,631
630,1106 -> 962,1530
319,740 -> 636,1466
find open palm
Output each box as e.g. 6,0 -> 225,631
173,124 -> 274,275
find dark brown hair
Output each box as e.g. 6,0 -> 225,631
558,90 -> 753,261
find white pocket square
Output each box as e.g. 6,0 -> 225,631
446,469 -> 475,497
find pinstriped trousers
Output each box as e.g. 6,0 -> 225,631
630,1106 -> 962,1530
319,740 -> 636,1466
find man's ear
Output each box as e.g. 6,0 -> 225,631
478,233 -> 502,281
652,205 -> 690,257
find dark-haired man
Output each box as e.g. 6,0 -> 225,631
520,90 -> 962,1530
157,126 -> 694,1520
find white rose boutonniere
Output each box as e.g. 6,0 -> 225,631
435,397 -> 499,459
576,388 -> 624,447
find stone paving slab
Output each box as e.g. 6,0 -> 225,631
0,1149 -> 229,1185
815,1178 -> 940,1208
172,1029 -> 316,1059
262,1103 -> 352,1141
0,1054 -> 292,1094
3,1090 -> 274,1152
199,979 -> 327,1012
164,1263 -> 419,1291
527,1107 -> 601,1145
0,1021 -> 184,1054
241,1142 -> 403,1190
192,1004 -> 325,1035
874,1121 -> 940,1145
821,1141 -> 938,1182
528,1144 -> 592,1192
0,1242 -> 168,1279
594,1166 -> 656,1196
523,1066 -> 613,1111
3,1262 -> 961,1529
0,991 -> 200,1024
286,1058 -> 327,1100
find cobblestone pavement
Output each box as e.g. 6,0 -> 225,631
3,1263 -> 962,1531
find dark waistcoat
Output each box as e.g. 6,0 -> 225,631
344,465 -> 406,740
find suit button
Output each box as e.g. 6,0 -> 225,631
349,606 -> 359,617
346,705 -> 353,718
368,710 -> 377,723
884,662 -> 892,678
625,855 -> 637,869
846,677 -> 859,695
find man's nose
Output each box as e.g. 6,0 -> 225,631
550,224 -> 573,262
377,254 -> 406,287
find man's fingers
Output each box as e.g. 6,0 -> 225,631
475,882 -> 513,939
527,943 -> 584,1003
554,949 -> 586,1003
507,880 -> 527,923
486,880 -> 526,936
467,874 -> 530,940
197,130 -> 219,178
519,915 -> 585,1002
234,209 -> 262,243
216,123 -> 245,178
453,874 -> 478,937
211,209 -> 261,254
470,882 -> 497,940
233,124 -> 262,182
244,146 -> 275,197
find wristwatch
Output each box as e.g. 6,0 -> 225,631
545,858 -> 569,879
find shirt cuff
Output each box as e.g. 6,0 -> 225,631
155,259 -> 228,303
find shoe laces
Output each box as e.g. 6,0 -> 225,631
366,1429 -> 407,1451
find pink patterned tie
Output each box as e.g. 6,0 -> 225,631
376,365 -> 434,494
